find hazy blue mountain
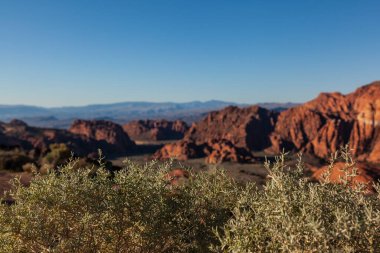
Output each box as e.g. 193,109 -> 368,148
0,105 -> 51,118
0,101 -> 241,128
0,101 -> 298,128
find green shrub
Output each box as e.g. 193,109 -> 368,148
0,159 -> 242,252
212,152 -> 380,252
0,149 -> 379,252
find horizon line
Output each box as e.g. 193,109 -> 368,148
0,100 -> 301,109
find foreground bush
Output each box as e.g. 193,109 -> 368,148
213,153 -> 380,252
0,158 -> 243,253
0,150 -> 379,252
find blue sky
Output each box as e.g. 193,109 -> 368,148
0,0 -> 379,107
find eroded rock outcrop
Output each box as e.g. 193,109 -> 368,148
155,82 -> 380,165
154,106 -> 277,163
311,162 -> 376,192
0,119 -> 137,159
165,169 -> 190,186
270,82 -> 380,163
153,140 -> 206,161
347,83 -> 380,161
185,106 -> 277,150
0,119 -> 137,172
0,120 -> 96,156
204,140 -> 254,164
69,120 -> 135,155
123,119 -> 188,141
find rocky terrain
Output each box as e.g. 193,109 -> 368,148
154,82 -> 380,168
311,162 -> 374,192
0,119 -> 133,197
0,119 -> 135,173
69,119 -> 135,156
269,82 -> 380,164
123,119 -> 188,141
0,82 -> 379,192
0,119 -> 96,157
154,106 -> 278,163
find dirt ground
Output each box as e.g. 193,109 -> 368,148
2,140 -> 375,199
110,147 -> 323,186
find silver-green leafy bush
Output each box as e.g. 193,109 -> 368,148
0,149 -> 379,253
213,151 -> 380,253
0,158 -> 242,253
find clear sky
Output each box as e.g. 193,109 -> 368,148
0,0 -> 379,107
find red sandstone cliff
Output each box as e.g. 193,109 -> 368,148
155,82 -> 380,164
270,81 -> 380,163
0,120 -> 103,157
154,106 -> 276,163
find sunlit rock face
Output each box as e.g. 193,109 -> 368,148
271,81 -> 380,163
311,162 -> 376,192
154,106 -> 277,163
153,140 -> 206,161
155,82 -> 380,164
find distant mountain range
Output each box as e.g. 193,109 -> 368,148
0,101 -> 299,128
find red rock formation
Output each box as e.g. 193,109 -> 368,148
0,119 -> 137,162
69,120 -> 135,155
204,140 -> 254,164
0,120 -> 101,157
155,106 -> 276,163
368,132 -> 380,162
165,168 -> 190,186
155,82 -> 380,165
347,83 -> 380,161
123,119 -> 188,141
153,140 -> 206,161
312,162 -> 374,192
271,81 -> 380,163
185,106 -> 277,150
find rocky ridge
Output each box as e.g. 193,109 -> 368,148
154,106 -> 277,163
155,82 -> 380,164
69,119 -> 135,156
270,82 -> 380,163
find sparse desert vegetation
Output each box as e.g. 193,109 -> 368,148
0,149 -> 379,252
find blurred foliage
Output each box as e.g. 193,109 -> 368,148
39,143 -> 72,171
0,149 -> 32,172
